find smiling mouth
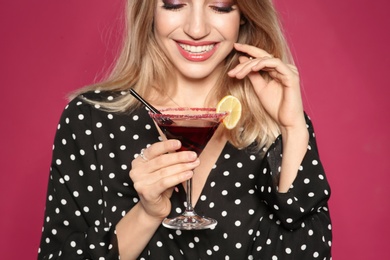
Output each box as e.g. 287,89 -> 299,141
178,43 -> 215,54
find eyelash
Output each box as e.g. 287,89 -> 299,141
211,6 -> 235,13
162,3 -> 235,14
162,3 -> 185,11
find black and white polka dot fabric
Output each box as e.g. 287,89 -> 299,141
38,91 -> 332,259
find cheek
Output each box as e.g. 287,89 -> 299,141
215,16 -> 241,39
153,15 -> 178,58
153,12 -> 180,38
153,10 -> 170,37
153,15 -> 166,38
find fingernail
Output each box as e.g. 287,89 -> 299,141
188,152 -> 197,160
227,69 -> 236,75
190,159 -> 200,166
173,140 -> 181,148
184,171 -> 194,179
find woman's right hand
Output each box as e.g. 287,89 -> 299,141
130,139 -> 199,220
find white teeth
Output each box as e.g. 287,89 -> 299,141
179,43 -> 214,54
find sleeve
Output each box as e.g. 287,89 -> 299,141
257,113 -> 331,230
38,97 -> 120,259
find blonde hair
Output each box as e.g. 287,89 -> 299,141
73,0 -> 294,151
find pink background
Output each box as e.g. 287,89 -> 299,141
1,0 -> 389,259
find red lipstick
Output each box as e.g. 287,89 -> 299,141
175,41 -> 219,62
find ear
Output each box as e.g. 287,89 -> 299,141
240,16 -> 247,25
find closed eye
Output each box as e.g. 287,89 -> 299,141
162,3 -> 186,11
210,5 -> 236,14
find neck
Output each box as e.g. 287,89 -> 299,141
170,74 -> 220,108
149,67 -> 223,109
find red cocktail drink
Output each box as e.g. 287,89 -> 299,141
154,108 -> 223,155
150,108 -> 227,230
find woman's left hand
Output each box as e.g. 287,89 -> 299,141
228,43 -> 305,131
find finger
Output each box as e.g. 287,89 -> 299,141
234,43 -> 274,59
251,59 -> 299,87
228,56 -> 262,78
133,142 -> 196,186
136,139 -> 181,163
133,166 -> 194,202
132,152 -> 199,178
134,167 -> 194,196
132,147 -> 199,181
148,167 -> 195,193
228,56 -> 272,79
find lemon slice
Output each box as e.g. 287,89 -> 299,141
216,95 -> 242,129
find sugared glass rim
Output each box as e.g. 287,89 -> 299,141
148,107 -> 228,120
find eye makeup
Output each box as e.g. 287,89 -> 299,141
161,0 -> 237,13
162,0 -> 185,11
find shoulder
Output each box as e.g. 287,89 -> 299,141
56,91 -> 114,129
62,90 -> 127,117
80,90 -> 129,102
59,94 -> 93,122
60,90 -> 150,128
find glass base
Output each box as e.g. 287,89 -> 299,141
162,211 -> 217,230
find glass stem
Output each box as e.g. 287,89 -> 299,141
185,178 -> 194,212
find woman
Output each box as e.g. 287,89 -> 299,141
38,0 -> 332,259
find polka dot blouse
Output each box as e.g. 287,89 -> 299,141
38,91 -> 332,259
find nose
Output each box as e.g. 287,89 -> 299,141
183,7 -> 210,39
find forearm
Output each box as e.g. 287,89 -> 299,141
278,124 -> 309,193
116,203 -> 164,260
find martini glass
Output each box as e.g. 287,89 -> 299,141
149,108 -> 227,230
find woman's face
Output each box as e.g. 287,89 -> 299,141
154,0 -> 241,81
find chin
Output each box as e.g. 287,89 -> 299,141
178,62 -> 224,80
181,71 -> 216,80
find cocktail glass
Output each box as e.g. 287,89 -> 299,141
149,108 -> 227,230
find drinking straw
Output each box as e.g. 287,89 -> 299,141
129,88 -> 161,114
129,88 -> 173,124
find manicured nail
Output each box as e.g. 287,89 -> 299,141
173,140 -> 181,148
188,152 -> 198,160
185,171 -> 194,179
